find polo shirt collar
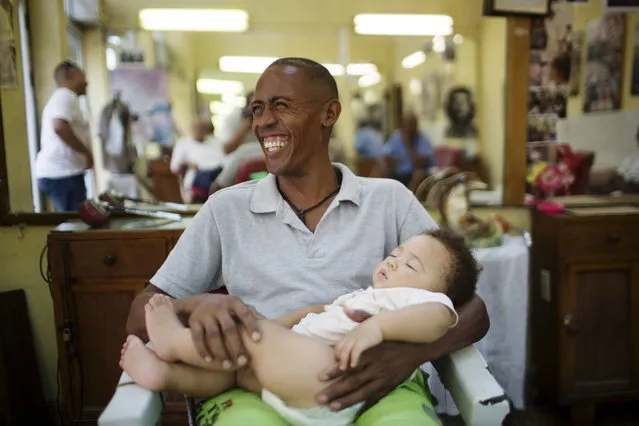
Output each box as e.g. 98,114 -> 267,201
250,163 -> 361,214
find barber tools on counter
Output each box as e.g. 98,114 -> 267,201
98,189 -> 189,211
78,199 -> 183,227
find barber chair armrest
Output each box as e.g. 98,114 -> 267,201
432,346 -> 510,426
98,371 -> 163,426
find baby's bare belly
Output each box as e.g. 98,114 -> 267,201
242,320 -> 338,408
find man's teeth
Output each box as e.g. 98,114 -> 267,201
263,138 -> 288,152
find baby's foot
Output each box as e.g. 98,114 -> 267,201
121,335 -> 170,392
145,294 -> 184,362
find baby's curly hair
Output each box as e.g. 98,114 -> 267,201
427,229 -> 480,306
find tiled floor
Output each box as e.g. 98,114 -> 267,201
441,402 -> 639,426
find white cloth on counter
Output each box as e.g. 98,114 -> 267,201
426,235 -> 530,414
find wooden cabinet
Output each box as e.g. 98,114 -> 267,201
530,208 -> 639,425
0,290 -> 48,426
48,219 -> 189,425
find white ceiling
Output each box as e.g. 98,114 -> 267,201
103,0 -> 483,32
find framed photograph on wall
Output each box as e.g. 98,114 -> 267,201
484,0 -> 552,17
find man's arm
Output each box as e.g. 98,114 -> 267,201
53,119 -> 91,158
372,303 -> 455,344
414,294 -> 489,361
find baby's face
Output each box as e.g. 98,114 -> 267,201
373,234 -> 451,293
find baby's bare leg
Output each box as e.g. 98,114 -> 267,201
120,335 -> 236,398
146,294 -> 239,371
240,320 -> 337,408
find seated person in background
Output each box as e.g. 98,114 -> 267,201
209,142 -> 264,194
170,119 -> 225,202
378,112 -> 434,192
121,229 -> 479,426
219,91 -> 255,156
354,119 -> 384,176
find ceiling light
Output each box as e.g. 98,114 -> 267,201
197,79 -> 244,95
218,56 -> 377,76
219,56 -> 277,73
221,94 -> 247,107
358,72 -> 382,88
139,9 -> 249,32
402,51 -> 426,69
324,63 -> 378,76
453,34 -> 464,44
354,14 -> 453,36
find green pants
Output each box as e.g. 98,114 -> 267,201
196,370 -> 441,426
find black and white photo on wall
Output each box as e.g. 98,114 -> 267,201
484,0 -> 552,16
583,13 -> 625,112
528,86 -> 568,118
444,86 -> 477,138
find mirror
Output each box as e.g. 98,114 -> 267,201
1,0 -> 511,217
523,0 -> 639,202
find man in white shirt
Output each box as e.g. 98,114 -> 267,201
35,61 -> 93,211
170,119 -> 226,200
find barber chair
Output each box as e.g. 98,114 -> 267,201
434,146 -> 464,169
235,157 -> 268,184
99,288 -> 510,426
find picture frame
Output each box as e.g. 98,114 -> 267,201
483,0 -> 552,17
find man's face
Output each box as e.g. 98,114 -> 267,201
192,122 -> 207,141
68,68 -> 88,95
251,65 -> 340,176
402,115 -> 418,141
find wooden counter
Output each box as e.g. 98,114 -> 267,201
48,219 -> 192,425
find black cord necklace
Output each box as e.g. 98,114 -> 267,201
276,171 -> 342,225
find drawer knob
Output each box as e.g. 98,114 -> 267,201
606,232 -> 621,243
563,314 -> 579,334
103,254 -> 117,266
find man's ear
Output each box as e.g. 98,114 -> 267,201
321,99 -> 341,128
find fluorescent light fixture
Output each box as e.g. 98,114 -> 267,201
402,51 -> 426,69
218,56 -> 377,76
197,79 -> 244,95
221,93 -> 247,107
219,56 -> 277,73
358,72 -> 382,88
324,63 -> 378,76
209,101 -> 229,114
354,14 -> 453,36
139,9 -> 249,32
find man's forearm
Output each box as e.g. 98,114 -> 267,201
413,295 -> 489,362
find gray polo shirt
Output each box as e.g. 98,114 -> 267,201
151,164 -> 438,319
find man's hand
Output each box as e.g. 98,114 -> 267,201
318,341 -> 420,414
84,153 -> 94,170
317,308 -> 421,415
185,294 -> 262,369
335,319 -> 383,371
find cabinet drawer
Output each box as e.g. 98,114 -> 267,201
562,223 -> 639,260
64,239 -> 168,279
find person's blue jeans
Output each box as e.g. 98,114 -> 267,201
38,174 -> 87,211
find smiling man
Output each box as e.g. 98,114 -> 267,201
126,57 -> 489,426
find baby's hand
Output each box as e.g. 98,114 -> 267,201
335,319 -> 383,371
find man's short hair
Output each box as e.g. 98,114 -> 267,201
54,60 -> 80,83
267,57 -> 339,101
427,229 -> 480,306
